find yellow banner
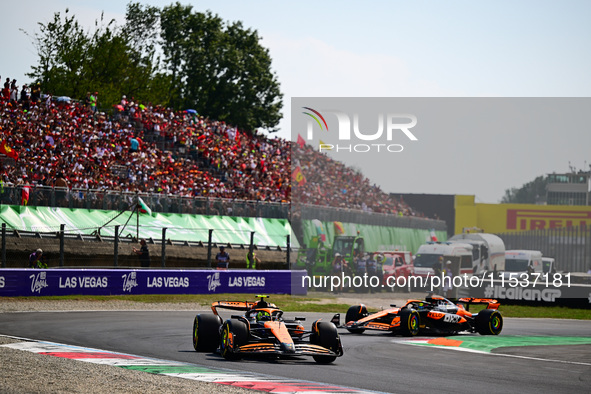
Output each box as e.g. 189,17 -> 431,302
455,195 -> 591,234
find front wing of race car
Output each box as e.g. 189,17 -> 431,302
233,342 -> 341,357
219,317 -> 344,362
345,317 -> 402,332
339,308 -> 409,333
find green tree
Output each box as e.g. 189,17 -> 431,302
501,176 -> 548,204
124,3 -> 171,105
25,9 -> 90,97
158,2 -> 196,108
25,8 -> 165,107
159,2 -> 283,131
205,20 -> 283,131
25,2 -> 283,132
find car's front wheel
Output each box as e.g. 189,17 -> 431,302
399,309 -> 420,336
311,321 -> 341,364
220,319 -> 249,360
345,304 -> 368,334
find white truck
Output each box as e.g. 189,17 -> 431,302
447,233 -> 506,275
502,250 -> 543,279
413,242 -> 474,279
542,257 -> 557,274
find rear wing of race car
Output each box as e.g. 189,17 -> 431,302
211,301 -> 254,316
211,300 -> 278,316
457,298 -> 500,310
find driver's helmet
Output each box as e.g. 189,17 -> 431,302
256,310 -> 271,321
376,254 -> 384,262
255,300 -> 268,308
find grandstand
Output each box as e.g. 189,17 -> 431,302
292,143 -> 423,217
0,78 -> 444,269
0,86 -> 290,203
1,78 -> 422,218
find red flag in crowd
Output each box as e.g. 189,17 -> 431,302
297,134 -> 305,148
291,166 -> 306,186
235,130 -> 241,148
21,186 -> 30,206
0,141 -> 18,160
138,197 -> 152,215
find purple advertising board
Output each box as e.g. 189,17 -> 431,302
0,269 -> 308,297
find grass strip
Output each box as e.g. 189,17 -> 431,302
3,294 -> 591,318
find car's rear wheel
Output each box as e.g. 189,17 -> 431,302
311,321 -> 340,364
220,319 -> 249,360
345,304 -> 368,334
193,314 -> 222,352
399,309 -> 420,336
475,309 -> 503,335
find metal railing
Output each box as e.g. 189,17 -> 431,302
296,204 -> 447,231
3,185 -> 447,228
0,185 -> 289,219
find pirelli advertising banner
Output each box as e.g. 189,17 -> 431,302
454,195 -> 591,234
0,269 -> 308,297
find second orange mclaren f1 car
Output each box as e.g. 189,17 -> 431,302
340,295 -> 503,336
192,295 -> 343,363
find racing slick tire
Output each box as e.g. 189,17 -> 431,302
399,309 -> 420,337
220,319 -> 249,360
345,304 -> 368,334
193,314 -> 222,352
475,309 -> 503,335
311,321 -> 341,364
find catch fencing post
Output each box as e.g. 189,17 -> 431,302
286,234 -> 291,269
249,232 -> 255,267
207,229 -> 213,268
114,225 -> 119,267
59,224 -> 65,267
1,223 -> 5,268
161,227 -> 167,268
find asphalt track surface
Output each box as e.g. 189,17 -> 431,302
1,311 -> 590,393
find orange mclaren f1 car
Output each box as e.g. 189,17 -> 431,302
340,295 -> 503,336
192,295 -> 344,363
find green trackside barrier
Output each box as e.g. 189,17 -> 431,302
0,205 -> 298,248
302,219 -> 447,254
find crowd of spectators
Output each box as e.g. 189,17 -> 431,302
0,75 -> 290,205
292,142 -> 422,217
0,74 -> 420,218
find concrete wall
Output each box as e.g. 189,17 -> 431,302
2,236 -> 289,270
